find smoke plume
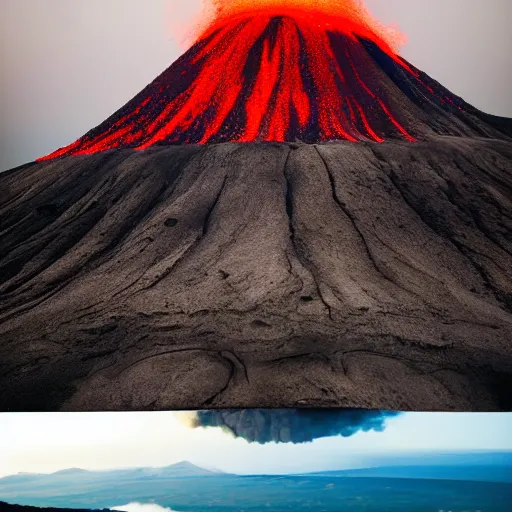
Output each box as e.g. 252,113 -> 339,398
197,0 -> 406,51
184,409 -> 401,444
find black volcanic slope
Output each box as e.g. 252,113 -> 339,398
1,137 -> 512,411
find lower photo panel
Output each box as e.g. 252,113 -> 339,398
1,409 -> 511,512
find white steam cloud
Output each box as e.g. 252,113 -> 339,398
112,503 -> 181,512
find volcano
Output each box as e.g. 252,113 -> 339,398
1,4 -> 512,412
38,9 -> 511,158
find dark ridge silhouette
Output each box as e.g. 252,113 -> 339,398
0,8 -> 511,412
0,503 -> 118,512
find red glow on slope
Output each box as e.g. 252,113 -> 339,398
238,17 -> 311,142
137,17 -> 270,149
39,1 -> 473,161
345,51 -> 415,142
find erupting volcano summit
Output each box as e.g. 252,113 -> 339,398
1,1 -> 512,412
39,0 -> 510,160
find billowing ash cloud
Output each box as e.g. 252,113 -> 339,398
186,409 -> 401,444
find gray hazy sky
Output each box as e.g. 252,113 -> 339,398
1,0 -> 511,171
1,412 -> 511,477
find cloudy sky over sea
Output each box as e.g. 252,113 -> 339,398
1,411 -> 511,477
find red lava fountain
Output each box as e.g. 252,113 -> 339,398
38,0 -> 471,161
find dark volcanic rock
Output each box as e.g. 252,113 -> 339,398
0,503 -> 116,512
0,138 -> 512,411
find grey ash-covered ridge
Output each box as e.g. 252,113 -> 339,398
1,137 -> 511,411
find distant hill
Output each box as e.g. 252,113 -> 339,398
51,469 -> 89,476
0,461 -> 225,504
1,461 -> 221,485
